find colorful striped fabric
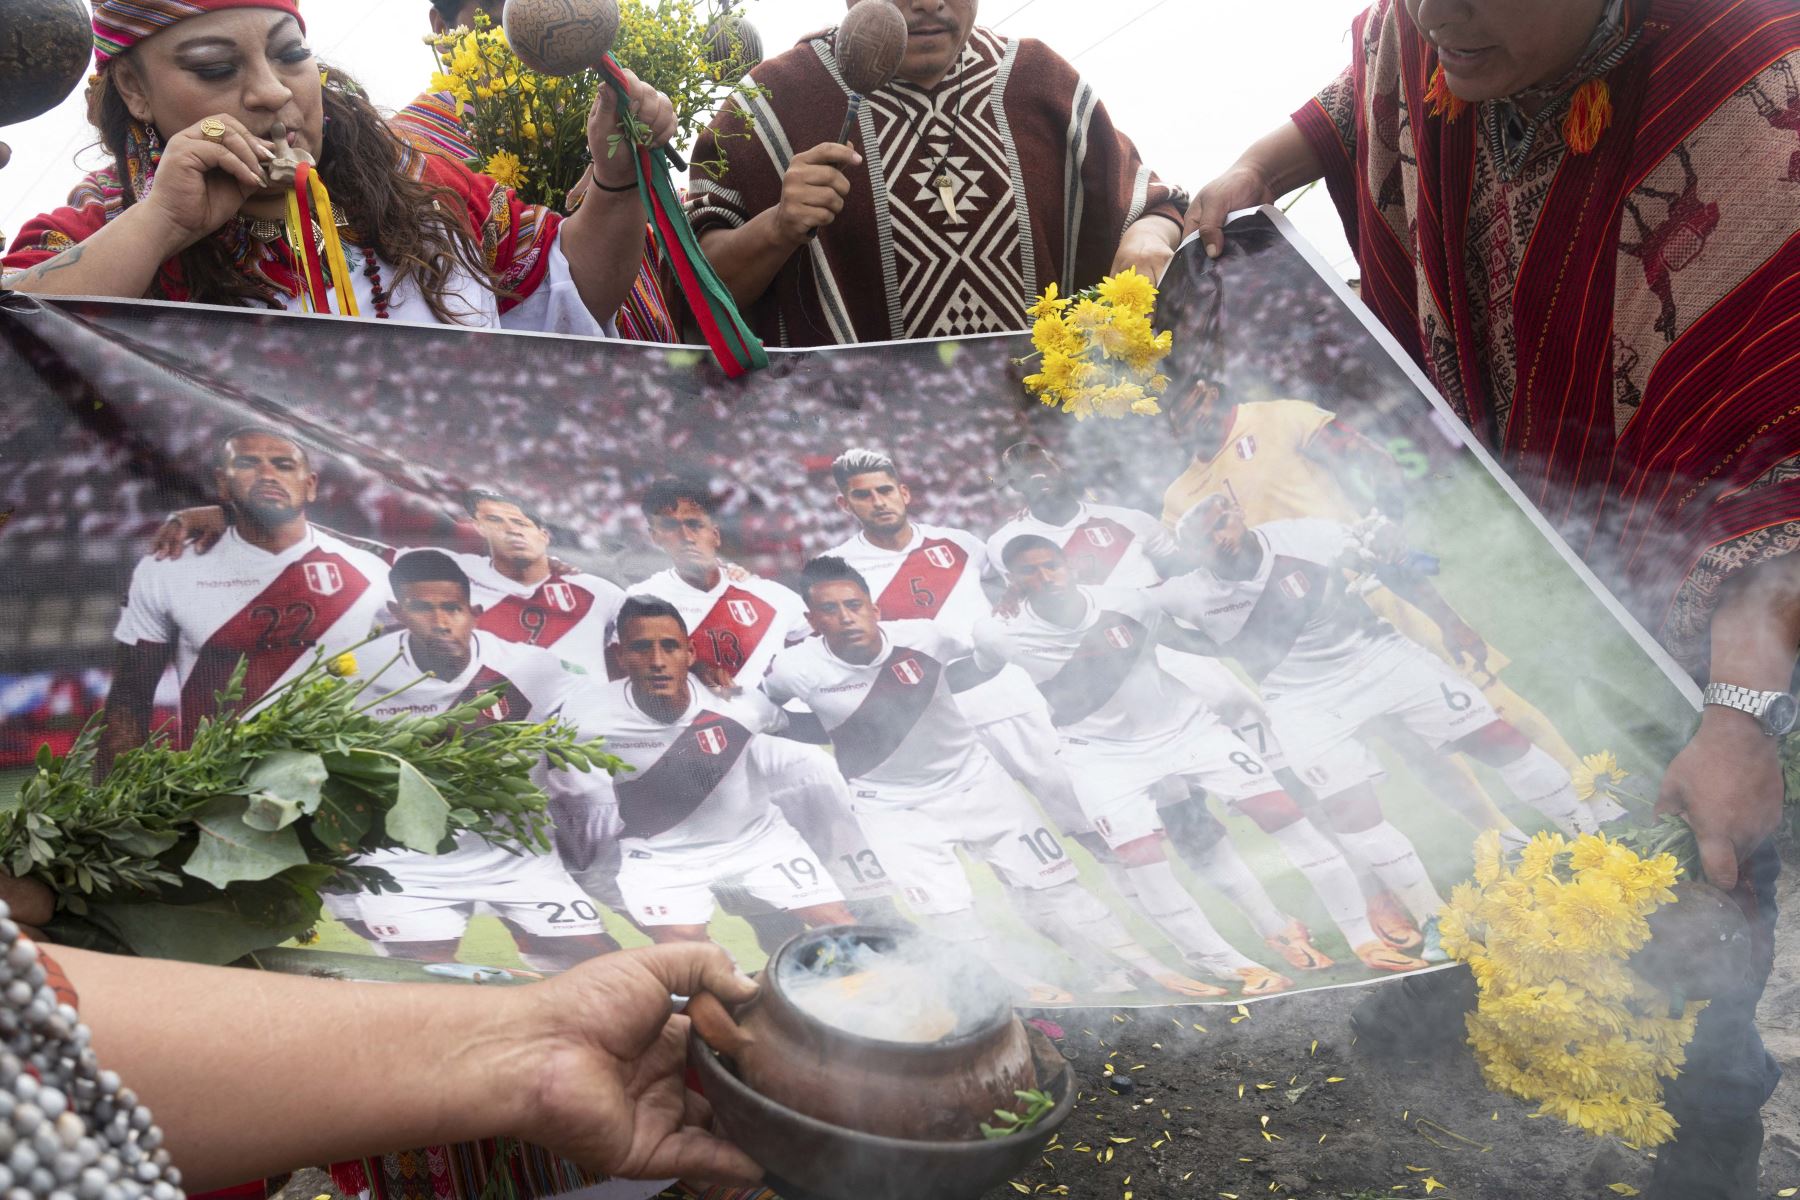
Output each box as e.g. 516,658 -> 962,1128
390,91 -> 679,344
1293,0 -> 1800,668
325,1141 -> 604,1200
92,0 -> 303,68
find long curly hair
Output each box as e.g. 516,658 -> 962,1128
94,61 -> 507,323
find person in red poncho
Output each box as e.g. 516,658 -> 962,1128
2,0 -> 675,335
1184,2 -> 1800,1196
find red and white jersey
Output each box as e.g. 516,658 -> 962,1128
974,586 -> 1202,745
554,680 -> 783,853
114,526 -> 390,745
986,502 -> 1182,589
351,629 -> 582,865
1152,520 -> 1389,693
351,629 -> 580,725
762,620 -> 987,804
625,568 -> 811,685
825,522 -> 1039,720
450,553 -> 623,675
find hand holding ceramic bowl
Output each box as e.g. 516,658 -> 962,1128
685,926 -> 1075,1200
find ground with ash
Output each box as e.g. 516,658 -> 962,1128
981,841 -> 1800,1200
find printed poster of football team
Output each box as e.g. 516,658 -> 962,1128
0,217 -> 1699,1006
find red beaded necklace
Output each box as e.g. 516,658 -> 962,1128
359,247 -> 392,320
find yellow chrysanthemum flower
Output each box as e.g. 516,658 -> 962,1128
483,150 -> 527,189
325,652 -> 359,678
1572,750 -> 1629,800
1096,267 -> 1157,315
1027,283 -> 1071,320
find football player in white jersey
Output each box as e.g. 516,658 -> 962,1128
822,448 -> 1089,826
453,489 -> 623,675
548,597 -> 855,945
102,427 -> 391,773
1160,497 -> 1600,960
983,442 -> 1363,955
762,557 -> 1235,1002
625,479 -> 893,929
979,536 -> 1426,981
343,551 -> 621,970
985,441 -> 1281,756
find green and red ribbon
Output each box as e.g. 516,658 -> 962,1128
598,57 -> 767,378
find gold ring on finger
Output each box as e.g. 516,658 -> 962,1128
200,118 -> 228,143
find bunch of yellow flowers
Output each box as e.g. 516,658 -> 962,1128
1020,269 -> 1173,421
1439,829 -> 1704,1147
428,18 -> 594,210
426,2 -> 761,209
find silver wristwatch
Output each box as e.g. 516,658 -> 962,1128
1702,683 -> 1800,737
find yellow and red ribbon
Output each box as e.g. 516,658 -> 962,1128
283,161 -> 360,317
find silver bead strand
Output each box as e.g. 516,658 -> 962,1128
0,904 -> 183,1200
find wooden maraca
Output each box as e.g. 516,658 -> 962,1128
501,0 -> 688,170
804,0 -> 907,241
0,0 -> 92,127
502,0 -> 620,77
833,0 -> 908,144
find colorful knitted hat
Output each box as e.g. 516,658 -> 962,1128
93,0 -> 306,69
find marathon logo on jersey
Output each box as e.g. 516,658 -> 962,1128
1104,624 -> 1135,650
923,545 -> 958,570
695,725 -> 731,756
891,657 -> 926,686
1084,526 -> 1116,549
302,561 -> 344,596
542,582 -> 578,613
1234,435 -> 1258,461
1278,572 -> 1312,600
726,599 -> 760,626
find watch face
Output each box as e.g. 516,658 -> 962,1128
1766,694 -> 1800,737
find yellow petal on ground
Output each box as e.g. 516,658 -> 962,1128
1237,1004 -> 1250,1016
1422,1180 -> 1446,1195
1260,1115 -> 1269,1128
1777,1190 -> 1798,1198
1238,1084 -> 1245,1099
1310,1040 -> 1319,1056
1009,1184 -> 1030,1194
1319,1135 -> 1328,1144
1606,1187 -> 1640,1197
1326,1077 -> 1346,1083
1193,1024 -> 1207,1033
1109,1136 -> 1135,1144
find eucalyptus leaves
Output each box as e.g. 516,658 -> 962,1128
0,649 -> 619,965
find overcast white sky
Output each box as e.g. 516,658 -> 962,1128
0,0 -> 1369,273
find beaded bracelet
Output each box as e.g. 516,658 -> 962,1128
0,901 -> 183,1200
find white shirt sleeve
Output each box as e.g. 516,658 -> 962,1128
1135,513 -> 1186,577
761,655 -> 799,707
499,226 -> 621,338
112,560 -> 174,646
971,619 -> 1008,674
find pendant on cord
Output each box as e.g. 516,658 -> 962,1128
936,172 -> 963,224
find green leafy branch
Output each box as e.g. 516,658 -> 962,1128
0,646 -> 622,963
980,1089 -> 1057,1139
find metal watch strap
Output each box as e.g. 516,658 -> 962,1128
1702,682 -> 1781,717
